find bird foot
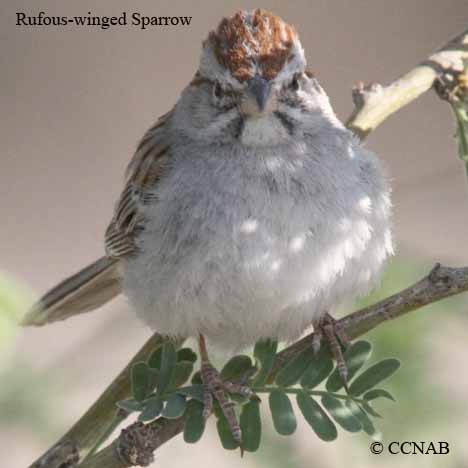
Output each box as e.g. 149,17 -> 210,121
313,312 -> 351,386
200,360 -> 254,449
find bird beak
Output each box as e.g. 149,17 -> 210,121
242,76 -> 275,116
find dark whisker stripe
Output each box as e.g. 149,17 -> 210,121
278,95 -> 302,108
233,117 -> 245,139
274,111 -> 295,135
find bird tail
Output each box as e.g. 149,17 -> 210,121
21,256 -> 122,326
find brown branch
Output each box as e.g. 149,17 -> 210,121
273,264 -> 468,370
80,263 -> 468,468
27,334 -> 182,468
79,419 -> 185,468
346,28 -> 468,139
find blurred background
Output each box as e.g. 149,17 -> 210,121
1,0 -> 468,467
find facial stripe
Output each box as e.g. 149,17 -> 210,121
274,111 -> 295,135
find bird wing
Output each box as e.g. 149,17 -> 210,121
105,111 -> 172,258
22,111 -> 173,326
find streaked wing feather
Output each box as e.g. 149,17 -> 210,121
105,111 -> 172,258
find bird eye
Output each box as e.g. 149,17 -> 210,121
289,74 -> 300,92
213,82 -> 224,99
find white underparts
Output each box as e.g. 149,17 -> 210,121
121,133 -> 393,351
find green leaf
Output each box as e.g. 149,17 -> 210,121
275,346 -> 315,387
184,400 -> 206,443
240,400 -> 261,452
131,361 -> 150,402
345,399 -> 380,439
147,368 -> 160,394
349,358 -> 400,396
1,272 -> 34,331
217,413 -> 239,450
177,348 -> 198,363
363,389 -> 395,402
162,393 -> 187,419
170,361 -> 194,389
177,385 -> 205,402
138,397 -> 163,422
361,401 -> 382,418
148,345 -> 163,369
157,342 -> 178,396
211,399 -> 224,420
252,339 -> 278,386
320,394 -> 361,432
220,355 -> 253,382
116,398 -> 144,413
300,345 -> 334,389
451,101 -> 468,166
229,392 -> 250,406
326,341 -> 372,392
297,392 -> 337,441
191,371 -> 202,385
269,390 -> 296,435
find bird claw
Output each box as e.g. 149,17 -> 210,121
200,361 -> 253,447
313,313 -> 351,386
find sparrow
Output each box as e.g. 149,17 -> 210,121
23,10 -> 393,444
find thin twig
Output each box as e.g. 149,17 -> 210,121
346,28 -> 468,139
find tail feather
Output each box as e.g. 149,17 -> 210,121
22,256 -> 121,326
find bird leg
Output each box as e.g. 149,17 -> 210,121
198,334 -> 253,447
312,312 -> 351,386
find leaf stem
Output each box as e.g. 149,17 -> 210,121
252,386 -> 364,403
